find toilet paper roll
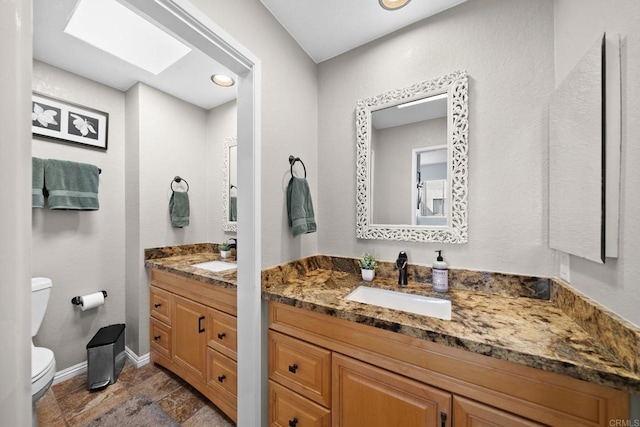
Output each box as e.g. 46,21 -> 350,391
80,292 -> 105,311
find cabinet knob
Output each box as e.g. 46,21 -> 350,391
289,417 -> 298,427
154,303 -> 161,308
217,332 -> 226,339
154,335 -> 161,341
217,374 -> 226,383
288,363 -> 298,374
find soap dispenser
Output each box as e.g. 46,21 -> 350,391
432,250 -> 449,293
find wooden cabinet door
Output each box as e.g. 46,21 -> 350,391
332,353 -> 451,427
452,396 -> 544,427
173,294 -> 207,379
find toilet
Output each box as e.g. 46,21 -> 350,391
31,277 -> 56,427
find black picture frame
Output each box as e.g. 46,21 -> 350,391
32,92 -> 109,151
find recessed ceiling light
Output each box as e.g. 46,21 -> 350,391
211,74 -> 235,87
379,0 -> 412,10
64,0 -> 191,75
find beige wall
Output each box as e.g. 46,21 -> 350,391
32,61 -> 127,369
128,83 -> 219,356
554,0 -> 640,326
1,0 -> 33,422
191,0 -> 319,268
318,0 -> 556,276
206,99 -> 238,244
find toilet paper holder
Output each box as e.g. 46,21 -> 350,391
71,291 -> 108,306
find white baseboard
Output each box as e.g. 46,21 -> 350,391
52,346 -> 150,384
125,347 -> 150,368
53,361 -> 86,385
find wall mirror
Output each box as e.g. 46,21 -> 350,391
356,70 -> 468,243
222,136 -> 237,232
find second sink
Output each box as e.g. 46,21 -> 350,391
192,260 -> 237,273
345,286 -> 451,320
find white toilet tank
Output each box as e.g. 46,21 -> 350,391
31,277 -> 52,337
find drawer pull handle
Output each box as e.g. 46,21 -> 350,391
217,332 -> 226,339
288,363 -> 298,374
154,335 -> 161,341
217,374 -> 226,382
289,417 -> 298,427
441,411 -> 447,427
198,316 -> 205,333
154,303 -> 161,308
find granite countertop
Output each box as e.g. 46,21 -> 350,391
144,245 -> 640,393
262,265 -> 640,393
145,245 -> 237,289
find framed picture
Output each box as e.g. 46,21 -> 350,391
32,92 -> 109,151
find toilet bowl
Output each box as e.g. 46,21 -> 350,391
31,277 -> 56,427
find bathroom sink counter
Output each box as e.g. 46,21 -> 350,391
261,258 -> 640,393
145,243 -> 236,289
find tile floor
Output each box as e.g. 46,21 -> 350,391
36,360 -> 236,426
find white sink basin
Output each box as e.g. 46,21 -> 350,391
345,286 -> 451,320
191,260 -> 237,273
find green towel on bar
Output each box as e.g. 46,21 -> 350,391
170,191 -> 190,228
32,157 -> 45,208
44,159 -> 100,210
229,196 -> 237,222
287,177 -> 316,237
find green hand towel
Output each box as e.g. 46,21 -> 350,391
32,157 -> 45,208
229,196 -> 237,222
170,191 -> 190,228
44,159 -> 100,210
287,177 -> 316,237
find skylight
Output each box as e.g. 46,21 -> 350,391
64,0 -> 191,75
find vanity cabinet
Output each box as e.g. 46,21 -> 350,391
150,268 -> 237,422
268,301 -> 629,427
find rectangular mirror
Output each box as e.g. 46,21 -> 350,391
222,136 -> 237,232
356,70 -> 468,243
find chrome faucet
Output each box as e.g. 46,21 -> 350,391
395,251 -> 408,286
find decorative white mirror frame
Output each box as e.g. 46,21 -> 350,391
355,70 -> 469,243
222,136 -> 237,232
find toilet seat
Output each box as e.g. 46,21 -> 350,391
32,346 -> 55,396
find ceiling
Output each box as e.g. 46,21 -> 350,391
33,0 -> 466,110
260,0 -> 467,63
33,0 -> 237,110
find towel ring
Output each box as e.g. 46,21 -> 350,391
288,155 -> 306,178
171,176 -> 189,192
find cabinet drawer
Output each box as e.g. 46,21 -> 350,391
150,286 -> 172,325
207,308 -> 237,361
207,348 -> 237,397
453,396 -> 544,427
150,317 -> 172,359
269,380 -> 331,427
269,330 -> 331,408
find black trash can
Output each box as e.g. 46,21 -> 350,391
86,323 -> 126,391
